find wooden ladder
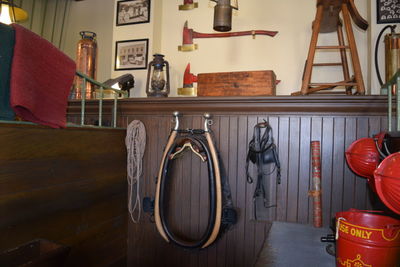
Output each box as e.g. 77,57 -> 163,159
293,0 -> 366,96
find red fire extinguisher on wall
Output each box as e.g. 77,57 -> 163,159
375,25 -> 400,90
71,31 -> 97,99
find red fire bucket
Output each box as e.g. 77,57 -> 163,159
336,209 -> 400,267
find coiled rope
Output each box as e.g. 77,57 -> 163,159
126,120 -> 146,223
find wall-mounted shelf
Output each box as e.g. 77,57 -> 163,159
68,95 -> 389,116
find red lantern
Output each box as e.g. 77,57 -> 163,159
374,152 -> 400,215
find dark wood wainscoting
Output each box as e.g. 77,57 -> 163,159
68,95 -> 390,267
0,123 -> 127,266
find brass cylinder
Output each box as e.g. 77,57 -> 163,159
385,33 -> 400,83
213,0 -> 232,32
72,31 -> 97,99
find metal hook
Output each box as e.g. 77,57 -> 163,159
203,113 -> 212,132
172,111 -> 180,131
383,140 -> 392,156
374,137 -> 388,159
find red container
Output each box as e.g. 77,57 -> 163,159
336,209 -> 400,267
345,137 -> 380,191
374,152 -> 400,215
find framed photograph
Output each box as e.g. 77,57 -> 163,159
115,39 -> 149,71
116,0 -> 150,26
377,0 -> 400,24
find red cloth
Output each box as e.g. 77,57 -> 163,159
10,24 -> 76,128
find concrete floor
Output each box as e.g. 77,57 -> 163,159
255,221 -> 335,267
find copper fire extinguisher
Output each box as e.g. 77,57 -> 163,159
72,31 -> 97,99
375,25 -> 400,91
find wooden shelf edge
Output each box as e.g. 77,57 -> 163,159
67,95 -> 389,116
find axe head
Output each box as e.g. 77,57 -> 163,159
178,63 -> 197,96
178,21 -> 198,51
183,63 -> 197,87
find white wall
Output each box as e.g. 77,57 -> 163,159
111,0 -> 162,97
159,0 -> 370,96
63,0 -> 389,96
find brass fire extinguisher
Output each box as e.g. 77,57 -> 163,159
375,25 -> 400,90
72,31 -> 97,99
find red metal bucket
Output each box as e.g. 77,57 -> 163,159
336,209 -> 400,267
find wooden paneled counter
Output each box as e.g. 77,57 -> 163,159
68,95 -> 390,267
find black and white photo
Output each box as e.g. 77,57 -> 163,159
116,0 -> 150,26
115,39 -> 149,70
377,0 -> 400,24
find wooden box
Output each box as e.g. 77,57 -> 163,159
197,70 -> 276,96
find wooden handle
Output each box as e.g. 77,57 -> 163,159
193,30 -> 278,39
347,0 -> 368,30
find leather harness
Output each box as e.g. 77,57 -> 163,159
246,120 -> 281,219
153,112 -> 236,249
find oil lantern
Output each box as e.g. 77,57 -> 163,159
146,54 -> 170,97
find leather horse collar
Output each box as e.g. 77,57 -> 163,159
154,112 -> 236,249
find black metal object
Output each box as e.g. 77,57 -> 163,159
143,197 -> 154,213
211,0 -> 238,32
103,73 -> 135,92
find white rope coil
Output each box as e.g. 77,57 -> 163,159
126,120 -> 146,223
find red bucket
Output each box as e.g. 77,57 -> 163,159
336,209 -> 400,267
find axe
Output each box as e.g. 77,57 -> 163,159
178,21 -> 278,51
179,0 -> 198,10
178,63 -> 198,96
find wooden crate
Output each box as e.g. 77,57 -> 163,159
197,70 -> 276,96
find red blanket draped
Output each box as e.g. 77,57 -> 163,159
10,24 -> 76,128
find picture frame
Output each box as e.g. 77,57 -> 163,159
114,39 -> 149,71
377,0 -> 400,24
116,0 -> 151,26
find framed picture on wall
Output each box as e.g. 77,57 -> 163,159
116,0 -> 151,26
115,39 -> 149,70
377,0 -> 400,24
